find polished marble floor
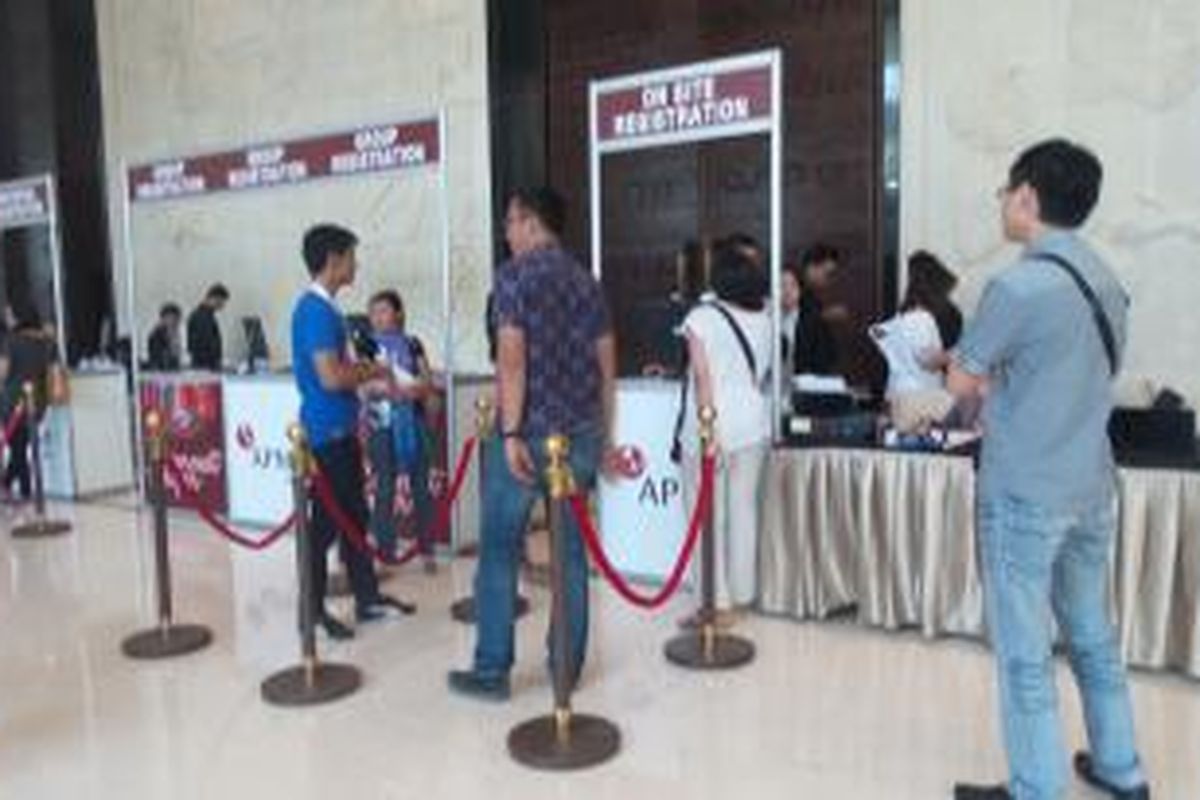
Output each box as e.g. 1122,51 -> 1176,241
0,499 -> 1196,799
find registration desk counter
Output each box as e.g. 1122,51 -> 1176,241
220,371 -> 483,546
760,443 -> 1200,680
40,369 -> 135,498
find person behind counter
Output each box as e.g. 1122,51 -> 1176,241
291,224 -> 413,641
869,251 -> 963,429
186,283 -> 229,371
146,303 -> 183,371
1,308 -> 58,501
364,289 -> 435,571
793,243 -> 849,376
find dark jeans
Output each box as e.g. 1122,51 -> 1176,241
3,424 -> 31,499
473,429 -> 600,678
367,426 -> 433,557
308,436 -> 380,618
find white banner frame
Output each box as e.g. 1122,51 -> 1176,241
118,112 -> 456,538
588,48 -> 787,440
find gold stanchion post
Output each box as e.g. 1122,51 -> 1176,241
450,393 -> 530,624
507,434 -> 620,770
664,405 -> 756,670
121,409 -> 213,659
261,424 -> 362,706
11,381 -> 71,538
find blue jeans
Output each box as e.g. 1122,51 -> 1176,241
473,429 -> 600,678
979,493 -> 1145,799
368,425 -> 432,557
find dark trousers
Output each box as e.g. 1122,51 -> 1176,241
3,425 -> 31,499
308,436 -> 379,618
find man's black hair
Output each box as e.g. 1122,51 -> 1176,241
206,283 -> 230,301
369,289 -> 403,314
799,242 -> 841,269
509,186 -> 567,238
302,224 -> 359,277
160,302 -> 183,319
1007,138 -> 1103,228
711,243 -> 767,311
722,231 -> 761,254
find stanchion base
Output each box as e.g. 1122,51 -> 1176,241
11,519 -> 72,538
508,713 -> 621,770
450,595 -> 530,624
664,632 -> 756,670
121,624 -> 213,659
261,662 -> 361,707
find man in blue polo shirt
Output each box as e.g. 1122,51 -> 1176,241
950,141 -> 1149,800
292,223 -> 412,640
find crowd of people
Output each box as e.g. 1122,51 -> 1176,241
120,136 -> 1144,799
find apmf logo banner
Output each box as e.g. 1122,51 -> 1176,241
223,380 -> 299,526
597,385 -> 688,582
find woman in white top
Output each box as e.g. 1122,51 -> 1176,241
870,250 -> 962,430
679,243 -> 772,618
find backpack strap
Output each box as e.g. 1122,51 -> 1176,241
1033,252 -> 1118,376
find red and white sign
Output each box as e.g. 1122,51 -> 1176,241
593,54 -> 775,153
0,177 -> 50,230
129,118 -> 441,203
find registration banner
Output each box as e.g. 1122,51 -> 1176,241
128,117 -> 441,203
0,176 -> 51,230
592,51 -> 775,154
223,378 -> 299,527
597,381 -> 688,583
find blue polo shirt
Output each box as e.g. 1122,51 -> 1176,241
291,286 -> 358,447
954,229 -> 1129,508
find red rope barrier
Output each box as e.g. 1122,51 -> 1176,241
427,435 -> 477,545
310,467 -> 422,565
570,453 -> 715,610
309,435 -> 477,566
163,459 -> 296,550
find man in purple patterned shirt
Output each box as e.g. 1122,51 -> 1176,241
449,187 -> 617,701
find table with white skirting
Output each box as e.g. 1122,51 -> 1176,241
759,446 -> 1200,680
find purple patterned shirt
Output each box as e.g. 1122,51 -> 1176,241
492,245 -> 611,438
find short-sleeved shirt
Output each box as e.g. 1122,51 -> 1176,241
491,245 -> 611,438
292,285 -> 358,447
954,230 -> 1128,508
872,308 -> 945,396
680,300 -> 773,455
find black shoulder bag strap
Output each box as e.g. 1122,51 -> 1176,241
670,301 -> 760,461
1034,252 -> 1118,376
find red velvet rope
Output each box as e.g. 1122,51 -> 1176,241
310,467 -> 423,565
428,435 -> 478,545
309,435 -> 478,566
163,458 -> 296,550
570,453 -> 715,610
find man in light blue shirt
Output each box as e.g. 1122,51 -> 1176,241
949,140 -> 1149,800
